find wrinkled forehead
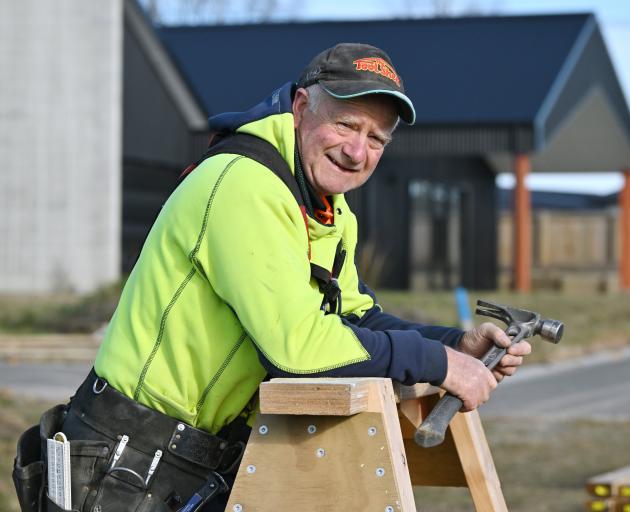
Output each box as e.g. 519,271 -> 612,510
326,92 -> 399,130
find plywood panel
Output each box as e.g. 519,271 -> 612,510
228,413 -> 409,511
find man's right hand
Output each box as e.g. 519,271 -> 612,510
440,346 -> 497,412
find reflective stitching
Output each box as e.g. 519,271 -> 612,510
253,326 -> 371,375
133,156 -> 244,400
190,156 -> 245,261
134,267 -> 196,400
195,331 -> 248,415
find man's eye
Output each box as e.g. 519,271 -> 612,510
337,122 -> 351,129
369,136 -> 386,148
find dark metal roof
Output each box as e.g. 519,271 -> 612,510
155,13 -> 630,158
159,14 -> 589,123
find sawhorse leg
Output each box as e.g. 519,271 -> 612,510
399,387 -> 508,511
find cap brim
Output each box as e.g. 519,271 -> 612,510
320,80 -> 416,125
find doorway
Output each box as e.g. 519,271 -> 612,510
408,180 -> 463,290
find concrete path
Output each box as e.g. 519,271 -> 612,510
480,347 -> 630,421
0,361 -> 91,401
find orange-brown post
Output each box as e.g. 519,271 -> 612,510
620,170 -> 630,290
513,155 -> 532,292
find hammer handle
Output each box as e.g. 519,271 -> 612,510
414,393 -> 462,447
480,345 -> 509,370
415,327 -> 523,448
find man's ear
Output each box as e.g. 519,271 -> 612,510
292,88 -> 309,128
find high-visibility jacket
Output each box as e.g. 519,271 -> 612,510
95,82 -> 462,434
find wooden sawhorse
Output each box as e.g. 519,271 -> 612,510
226,378 -> 507,511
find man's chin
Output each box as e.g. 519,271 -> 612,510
318,184 -> 357,196
313,174 -> 365,196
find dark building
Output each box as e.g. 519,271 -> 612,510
122,2 -> 630,290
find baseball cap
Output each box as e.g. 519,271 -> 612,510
297,42 -> 416,125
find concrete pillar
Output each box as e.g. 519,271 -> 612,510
620,170 -> 630,290
513,155 -> 532,292
0,0 -> 123,293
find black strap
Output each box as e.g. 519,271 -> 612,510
134,133 -> 309,268
193,133 -> 306,208
184,133 -> 346,314
311,240 -> 346,315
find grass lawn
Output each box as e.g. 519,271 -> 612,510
415,417 -> 630,511
1,393 -> 628,512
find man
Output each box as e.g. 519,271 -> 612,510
15,43 -> 530,512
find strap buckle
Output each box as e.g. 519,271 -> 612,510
320,277 -> 341,313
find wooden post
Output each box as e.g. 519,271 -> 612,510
619,170 -> 630,291
514,154 -> 532,292
228,378 -> 507,512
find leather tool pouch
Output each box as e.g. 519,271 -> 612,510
91,443 -> 155,512
13,404 -> 72,512
13,424 -> 44,512
13,404 -> 113,512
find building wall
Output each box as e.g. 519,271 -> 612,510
122,14 -> 199,270
350,154 -> 498,290
0,0 -> 122,293
123,14 -> 197,168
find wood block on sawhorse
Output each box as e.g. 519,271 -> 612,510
226,378 -> 507,512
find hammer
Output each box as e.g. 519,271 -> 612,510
414,299 -> 564,448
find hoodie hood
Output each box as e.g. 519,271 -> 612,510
208,82 -> 297,173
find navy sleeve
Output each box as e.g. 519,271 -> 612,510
255,315 -> 450,386
355,279 -> 463,347
255,279 -> 462,386
353,307 -> 463,348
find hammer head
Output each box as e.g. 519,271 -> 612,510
476,300 -> 564,343
537,318 -> 564,343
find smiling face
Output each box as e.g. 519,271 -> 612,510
292,86 -> 398,196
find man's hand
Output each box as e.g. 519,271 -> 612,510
440,347 -> 496,411
440,322 -> 533,412
459,321 -> 532,382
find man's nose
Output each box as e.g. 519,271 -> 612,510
341,133 -> 367,164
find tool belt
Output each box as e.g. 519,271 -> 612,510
13,369 -> 249,512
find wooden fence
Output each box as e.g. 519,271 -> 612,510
498,209 -> 619,291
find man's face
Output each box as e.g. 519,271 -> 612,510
293,88 -> 398,196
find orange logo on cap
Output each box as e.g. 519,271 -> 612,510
353,57 -> 400,86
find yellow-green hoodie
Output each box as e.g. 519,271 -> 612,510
95,83 -> 461,434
